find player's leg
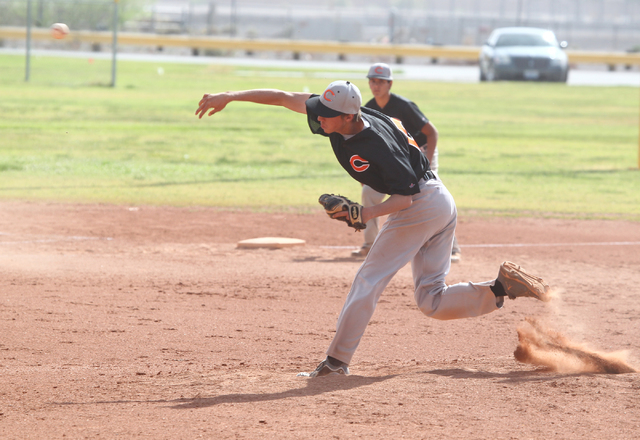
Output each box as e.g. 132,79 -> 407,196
410,184 -> 500,319
428,146 -> 461,263
412,230 -> 499,320
352,185 -> 385,257
410,183 -> 549,318
326,180 -> 455,365
451,234 -> 462,263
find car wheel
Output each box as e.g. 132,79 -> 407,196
553,70 -> 568,83
486,65 -> 498,82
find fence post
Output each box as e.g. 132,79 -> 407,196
111,0 -> 119,87
25,0 -> 32,82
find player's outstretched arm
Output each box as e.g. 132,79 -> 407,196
195,89 -> 311,119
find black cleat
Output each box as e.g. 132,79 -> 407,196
297,358 -> 350,377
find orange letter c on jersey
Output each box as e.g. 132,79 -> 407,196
350,155 -> 370,172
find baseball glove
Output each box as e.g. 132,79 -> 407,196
318,193 -> 366,231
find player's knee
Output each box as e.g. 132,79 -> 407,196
415,285 -> 450,320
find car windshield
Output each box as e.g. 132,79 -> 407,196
494,33 -> 557,47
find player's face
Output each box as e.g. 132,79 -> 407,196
368,78 -> 392,98
317,114 -> 350,134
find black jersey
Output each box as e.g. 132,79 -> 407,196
306,102 -> 429,196
364,93 -> 429,147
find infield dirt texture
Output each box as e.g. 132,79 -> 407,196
1,202 -> 639,439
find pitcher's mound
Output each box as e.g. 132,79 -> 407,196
237,237 -> 306,249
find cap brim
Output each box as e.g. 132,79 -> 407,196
367,75 -> 392,80
306,95 -> 344,118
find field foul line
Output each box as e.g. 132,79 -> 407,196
0,236 -> 113,244
322,241 -> 640,249
2,236 -> 639,248
463,241 -> 640,248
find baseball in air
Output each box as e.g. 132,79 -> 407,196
50,23 -> 70,40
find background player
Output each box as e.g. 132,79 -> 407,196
195,80 -> 552,378
353,63 -> 462,263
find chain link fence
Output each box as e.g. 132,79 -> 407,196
125,0 -> 640,52
2,0 -> 640,58
0,0 -> 146,30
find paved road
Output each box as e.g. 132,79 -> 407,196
3,48 -> 639,87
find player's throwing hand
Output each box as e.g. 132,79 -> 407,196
195,93 -> 230,119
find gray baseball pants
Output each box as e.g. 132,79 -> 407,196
327,177 -> 499,365
361,146 -> 437,246
360,147 -> 461,254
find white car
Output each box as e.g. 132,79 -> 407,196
479,27 -> 569,83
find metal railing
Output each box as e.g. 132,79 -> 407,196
2,26 -> 640,67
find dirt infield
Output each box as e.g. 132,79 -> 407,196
1,201 -> 639,439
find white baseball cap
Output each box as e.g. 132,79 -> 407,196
306,80 -> 362,118
366,63 -> 393,81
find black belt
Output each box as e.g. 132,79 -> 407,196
423,170 -> 436,180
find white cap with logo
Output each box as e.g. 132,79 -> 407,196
306,80 -> 362,118
366,63 -> 393,81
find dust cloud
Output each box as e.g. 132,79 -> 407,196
514,317 -> 637,374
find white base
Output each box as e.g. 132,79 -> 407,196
237,237 -> 306,249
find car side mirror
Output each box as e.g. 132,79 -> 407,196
559,41 -> 568,49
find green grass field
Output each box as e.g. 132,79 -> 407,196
1,53 -> 639,219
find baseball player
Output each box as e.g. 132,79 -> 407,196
354,62 -> 461,262
195,80 -> 551,378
